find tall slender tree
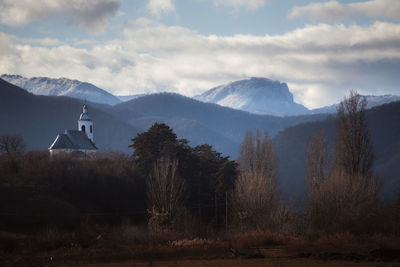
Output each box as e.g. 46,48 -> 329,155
306,130 -> 329,191
335,90 -> 374,178
307,91 -> 379,233
234,130 -> 280,230
237,130 -> 256,173
147,156 -> 185,232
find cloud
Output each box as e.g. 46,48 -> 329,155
289,0 -> 400,21
212,0 -> 268,10
147,0 -> 175,17
1,20 -> 400,108
17,37 -> 65,47
0,0 -> 120,33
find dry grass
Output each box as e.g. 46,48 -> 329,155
34,226 -> 77,250
231,231 -> 287,248
0,231 -> 30,252
169,237 -> 226,249
312,232 -> 357,247
109,220 -> 148,245
2,220 -> 400,266
60,258 -> 398,267
2,228 -> 400,266
369,234 -> 400,250
147,229 -> 182,247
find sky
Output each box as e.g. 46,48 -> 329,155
0,0 -> 399,108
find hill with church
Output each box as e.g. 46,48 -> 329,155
0,78 -> 139,153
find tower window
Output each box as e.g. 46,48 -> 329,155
81,125 -> 85,132
90,125 -> 93,133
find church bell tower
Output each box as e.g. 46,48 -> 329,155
78,100 -> 94,142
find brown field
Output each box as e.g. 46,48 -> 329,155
2,229 -> 400,267
66,259 -> 400,267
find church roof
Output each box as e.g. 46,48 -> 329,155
49,130 -> 97,150
79,112 -> 91,121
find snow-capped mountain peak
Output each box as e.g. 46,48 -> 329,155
195,77 -> 309,116
312,94 -> 400,114
1,74 -> 121,105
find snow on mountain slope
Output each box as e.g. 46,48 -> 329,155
195,77 -> 310,116
312,95 -> 400,114
117,94 -> 148,102
1,74 -> 121,105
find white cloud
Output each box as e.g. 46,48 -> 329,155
147,0 -> 175,17
17,37 -> 64,47
0,0 -> 120,34
289,0 -> 400,21
212,0 -> 268,10
1,20 -> 400,108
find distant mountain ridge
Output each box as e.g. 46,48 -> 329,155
195,77 -> 310,116
312,94 -> 400,114
1,74 -> 121,106
195,77 -> 400,116
110,92 -> 328,157
117,94 -> 148,102
3,74 -> 399,117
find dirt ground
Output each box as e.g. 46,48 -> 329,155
2,230 -> 400,266
65,258 -> 400,267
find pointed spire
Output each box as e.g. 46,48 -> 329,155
83,98 -> 88,114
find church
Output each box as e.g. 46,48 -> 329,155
49,102 -> 98,156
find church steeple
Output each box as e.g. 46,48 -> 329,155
78,100 -> 94,142
83,101 -> 88,114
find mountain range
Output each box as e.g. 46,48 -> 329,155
117,94 -> 148,102
1,77 -> 399,200
4,74 -> 399,117
312,94 -> 400,114
1,74 -> 121,106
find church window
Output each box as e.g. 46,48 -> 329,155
90,125 -> 93,133
81,125 -> 85,132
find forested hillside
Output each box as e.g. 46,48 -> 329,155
111,93 -> 327,157
273,101 -> 400,200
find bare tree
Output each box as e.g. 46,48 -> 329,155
237,130 -> 256,173
258,131 -> 279,180
234,130 -> 281,231
335,90 -> 374,178
306,130 -> 329,192
0,134 -> 26,156
237,130 -> 278,179
147,156 -> 185,232
308,169 -> 380,233
234,171 -> 280,230
307,91 -> 379,233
